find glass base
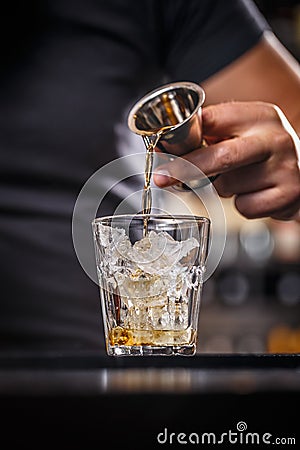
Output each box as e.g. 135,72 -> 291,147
107,344 -> 196,356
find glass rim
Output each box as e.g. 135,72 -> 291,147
92,214 -> 210,226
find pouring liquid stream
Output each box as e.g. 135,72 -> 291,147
141,125 -> 173,236
140,92 -> 185,236
141,133 -> 160,236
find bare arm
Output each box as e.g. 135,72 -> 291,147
202,31 -> 300,132
154,31 -> 300,221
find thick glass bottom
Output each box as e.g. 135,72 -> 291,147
106,343 -> 196,356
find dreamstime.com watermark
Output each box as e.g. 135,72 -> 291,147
157,421 -> 296,446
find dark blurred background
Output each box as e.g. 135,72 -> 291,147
196,0 -> 300,355
255,0 -> 300,61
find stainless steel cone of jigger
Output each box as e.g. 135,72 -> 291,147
127,81 -> 217,189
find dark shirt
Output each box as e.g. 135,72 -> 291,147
0,0 -> 268,351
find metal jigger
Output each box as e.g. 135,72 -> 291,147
127,81 -> 217,189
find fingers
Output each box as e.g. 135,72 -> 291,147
213,164 -> 274,197
215,145 -> 300,219
153,100 -> 300,221
153,133 -> 271,188
235,185 -> 300,220
202,101 -> 280,137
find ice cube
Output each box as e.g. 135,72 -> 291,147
127,231 -> 199,275
97,225 -> 199,276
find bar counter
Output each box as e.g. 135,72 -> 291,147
0,352 -> 299,448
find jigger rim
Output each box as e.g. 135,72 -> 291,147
127,81 -> 205,136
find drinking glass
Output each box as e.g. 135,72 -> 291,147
92,214 -> 210,356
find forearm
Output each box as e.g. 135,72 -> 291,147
203,31 -> 300,130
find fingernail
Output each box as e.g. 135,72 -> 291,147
154,169 -> 171,186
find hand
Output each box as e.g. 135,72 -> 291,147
154,101 -> 300,221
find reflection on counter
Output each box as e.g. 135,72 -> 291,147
196,198 -> 300,354
99,366 -> 300,393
